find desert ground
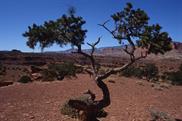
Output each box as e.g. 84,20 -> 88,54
0,74 -> 182,121
0,45 -> 182,121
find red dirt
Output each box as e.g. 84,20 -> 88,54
0,74 -> 182,121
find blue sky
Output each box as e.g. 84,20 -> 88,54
0,0 -> 181,52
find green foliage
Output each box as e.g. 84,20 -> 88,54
111,2 -> 172,54
23,22 -> 57,51
18,75 -> 32,83
41,62 -> 77,81
23,3 -> 172,54
139,25 -> 172,54
23,8 -> 87,52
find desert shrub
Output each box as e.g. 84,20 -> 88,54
162,64 -> 182,85
121,63 -> 159,81
164,72 -> 182,85
41,69 -> 56,81
121,65 -> 143,78
42,62 -> 77,81
143,63 -> 159,81
18,75 -> 32,83
49,62 -> 76,79
61,100 -> 79,118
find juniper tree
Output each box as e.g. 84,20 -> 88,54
23,3 -> 172,121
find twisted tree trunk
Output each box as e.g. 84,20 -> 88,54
94,78 -> 110,110
68,78 -> 110,121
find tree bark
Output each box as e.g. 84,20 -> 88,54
94,78 -> 110,110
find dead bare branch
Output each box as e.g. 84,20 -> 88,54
74,37 -> 101,76
87,37 -> 101,56
98,20 -> 118,39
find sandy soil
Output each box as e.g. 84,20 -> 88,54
0,74 -> 182,121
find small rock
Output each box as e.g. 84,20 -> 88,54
45,101 -> 51,104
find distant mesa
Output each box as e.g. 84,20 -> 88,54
0,41 -> 181,57
43,41 -> 182,59
11,49 -> 22,53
